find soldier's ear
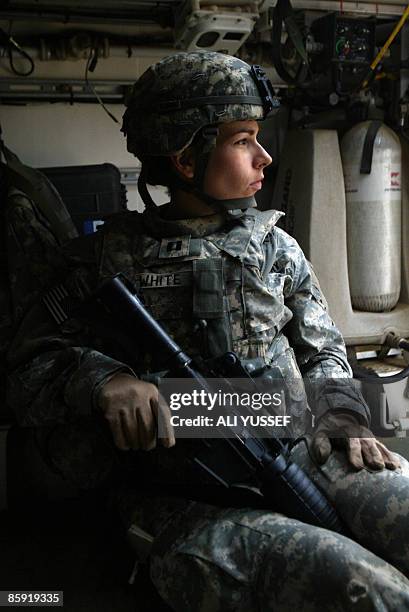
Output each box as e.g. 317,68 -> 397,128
170,146 -> 195,180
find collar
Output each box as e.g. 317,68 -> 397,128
142,203 -> 231,238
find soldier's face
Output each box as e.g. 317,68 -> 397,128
203,120 -> 272,200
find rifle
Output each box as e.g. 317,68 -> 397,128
96,274 -> 345,534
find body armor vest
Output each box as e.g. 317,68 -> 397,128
78,207 -> 314,490
101,209 -> 291,358
99,208 -> 309,428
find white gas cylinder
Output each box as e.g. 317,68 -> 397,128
341,121 -> 401,312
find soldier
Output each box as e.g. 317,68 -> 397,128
7,52 -> 409,610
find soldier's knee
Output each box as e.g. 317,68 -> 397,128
150,549 -> 253,612
258,530 -> 409,611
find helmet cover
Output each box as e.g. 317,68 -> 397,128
122,51 -> 277,159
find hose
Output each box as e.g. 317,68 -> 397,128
352,336 -> 409,384
271,0 -> 310,87
0,28 -> 34,77
360,4 -> 409,89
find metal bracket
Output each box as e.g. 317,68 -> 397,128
0,77 -> 134,103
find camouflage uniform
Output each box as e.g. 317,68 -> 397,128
7,205 -> 409,610
6,51 -> 409,610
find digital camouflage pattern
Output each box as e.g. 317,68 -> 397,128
0,188 -> 67,417
122,52 -> 266,158
7,207 -> 409,610
100,206 -> 370,428
144,446 -> 409,611
6,189 -> 65,322
8,206 -> 369,471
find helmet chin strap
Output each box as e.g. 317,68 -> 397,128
137,165 -> 158,210
170,126 -> 257,213
169,173 -> 257,212
138,161 -> 257,214
137,125 -> 258,213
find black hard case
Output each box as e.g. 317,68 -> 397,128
41,163 -> 127,235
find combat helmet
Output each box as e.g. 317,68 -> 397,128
122,51 -> 279,211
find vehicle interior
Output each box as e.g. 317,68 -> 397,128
1,0 -> 409,609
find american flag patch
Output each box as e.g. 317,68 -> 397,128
42,283 -> 73,325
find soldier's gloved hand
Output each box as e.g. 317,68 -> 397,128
98,373 -> 175,451
311,410 -> 400,471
